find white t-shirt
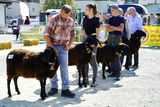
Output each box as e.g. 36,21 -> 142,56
99,30 -> 106,42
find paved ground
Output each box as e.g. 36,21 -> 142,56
0,34 -> 160,107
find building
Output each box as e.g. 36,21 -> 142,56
0,0 -> 16,29
6,0 -> 45,19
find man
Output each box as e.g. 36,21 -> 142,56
106,5 -> 125,80
15,15 -> 24,41
43,5 -> 75,98
156,13 -> 160,26
149,13 -> 157,26
119,8 -> 130,66
124,7 -> 143,68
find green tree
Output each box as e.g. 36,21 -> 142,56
42,0 -> 76,11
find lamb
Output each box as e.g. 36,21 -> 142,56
97,43 -> 130,79
68,34 -> 100,88
124,30 -> 146,69
6,47 -> 59,100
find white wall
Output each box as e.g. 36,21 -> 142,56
0,4 -> 5,28
7,2 -> 20,19
28,2 -> 41,17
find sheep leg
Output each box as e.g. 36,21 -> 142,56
13,77 -> 20,95
81,66 -> 87,87
125,55 -> 130,70
7,79 -> 12,97
44,78 -> 47,97
78,70 -> 82,88
40,79 -> 46,100
102,64 -> 106,79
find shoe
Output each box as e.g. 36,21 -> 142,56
115,75 -> 121,81
61,89 -> 75,98
48,88 -> 58,96
132,65 -> 138,69
90,78 -> 98,87
108,74 -> 117,77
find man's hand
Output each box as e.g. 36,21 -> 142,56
64,44 -> 71,51
53,48 -> 59,56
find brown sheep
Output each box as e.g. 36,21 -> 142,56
69,34 -> 100,88
97,43 -> 130,79
124,30 -> 146,69
6,47 -> 59,100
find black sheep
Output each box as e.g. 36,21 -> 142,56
124,30 -> 146,69
6,47 -> 59,100
97,43 -> 130,79
69,34 -> 100,87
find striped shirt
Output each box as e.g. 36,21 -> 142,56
43,14 -> 75,44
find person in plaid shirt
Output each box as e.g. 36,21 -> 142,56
44,5 -> 75,98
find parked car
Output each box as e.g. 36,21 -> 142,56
107,4 -> 148,15
107,4 -> 149,25
8,19 -> 18,28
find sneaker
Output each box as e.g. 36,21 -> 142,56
61,89 -> 75,98
48,88 -> 58,96
115,75 -> 121,81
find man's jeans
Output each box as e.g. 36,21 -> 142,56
51,45 -> 69,90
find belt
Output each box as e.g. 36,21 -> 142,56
53,43 -> 66,46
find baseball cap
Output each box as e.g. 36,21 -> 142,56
110,5 -> 119,10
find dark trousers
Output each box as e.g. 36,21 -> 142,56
111,56 -> 121,76
108,35 -> 122,76
16,29 -> 20,40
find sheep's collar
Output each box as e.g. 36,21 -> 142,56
115,52 -> 120,56
48,62 -> 55,70
85,45 -> 95,57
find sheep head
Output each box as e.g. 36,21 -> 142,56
130,30 -> 146,41
42,47 -> 57,70
84,33 -> 101,47
114,43 -> 130,55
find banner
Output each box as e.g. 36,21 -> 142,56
141,26 -> 160,46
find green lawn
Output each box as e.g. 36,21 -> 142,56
20,34 -> 44,41
20,34 -> 83,42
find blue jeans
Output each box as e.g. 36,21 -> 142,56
50,45 -> 69,90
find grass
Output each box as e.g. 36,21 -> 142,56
20,34 -> 83,42
20,34 -> 44,41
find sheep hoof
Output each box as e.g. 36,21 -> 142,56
125,67 -> 129,70
8,95 -> 12,98
17,92 -> 21,95
79,85 -> 83,88
103,76 -> 106,79
41,97 -> 46,100
84,84 -> 87,88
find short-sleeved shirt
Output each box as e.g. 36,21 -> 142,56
157,18 -> 160,25
126,13 -> 143,34
108,15 -> 125,35
83,16 -> 100,36
43,14 -> 75,44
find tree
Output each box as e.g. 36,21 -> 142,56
42,0 -> 76,11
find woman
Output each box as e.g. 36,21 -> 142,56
24,16 -> 30,25
82,3 -> 100,87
